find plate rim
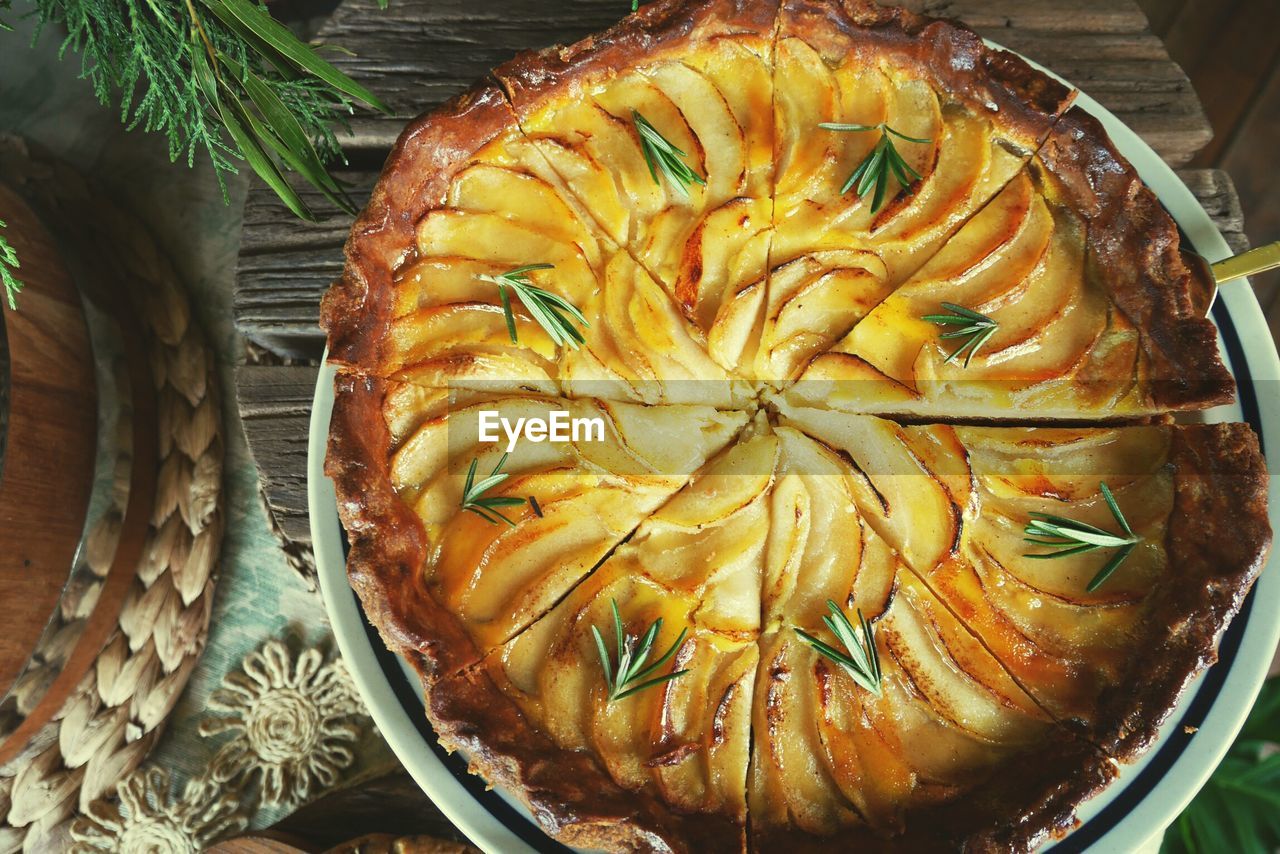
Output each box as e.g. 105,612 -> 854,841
307,41 -> 1280,854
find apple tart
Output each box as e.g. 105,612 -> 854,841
322,0 -> 1271,851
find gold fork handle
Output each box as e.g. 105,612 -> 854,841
1212,241 -> 1280,284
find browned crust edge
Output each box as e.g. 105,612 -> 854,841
751,729 -> 1115,854
428,664 -> 746,854
1036,107 -> 1237,412
1088,422 -> 1272,758
324,371 -> 485,680
495,0 -> 781,118
780,0 -> 1076,151
320,82 -> 516,373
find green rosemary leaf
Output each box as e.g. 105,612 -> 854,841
632,110 -> 706,198
460,453 -> 530,528
0,220 -> 23,310
477,264 -> 588,349
594,600 -> 690,703
922,302 -> 998,367
823,122 -> 930,212
795,601 -> 882,696
528,495 -> 544,518
1022,483 -> 1142,591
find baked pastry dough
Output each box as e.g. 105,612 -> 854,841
322,0 -> 1271,850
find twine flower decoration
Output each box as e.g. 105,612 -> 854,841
198,640 -> 363,807
70,768 -> 247,853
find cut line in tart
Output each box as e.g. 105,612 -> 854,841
321,0 -> 1272,851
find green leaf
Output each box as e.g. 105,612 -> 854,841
198,0 -> 389,112
1164,677 -> 1280,854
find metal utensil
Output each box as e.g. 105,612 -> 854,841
1187,240 -> 1280,317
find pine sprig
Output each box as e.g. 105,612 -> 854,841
0,220 -> 23,310
591,599 -> 689,703
795,601 -> 883,697
18,0 -> 389,222
1023,482 -> 1142,592
460,453 -> 529,527
821,122 -> 929,213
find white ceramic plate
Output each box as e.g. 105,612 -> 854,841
309,45 -> 1280,854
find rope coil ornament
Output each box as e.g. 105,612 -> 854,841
69,641 -> 365,852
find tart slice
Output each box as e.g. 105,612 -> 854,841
325,373 -> 748,677
789,107 -> 1235,418
778,404 -> 1271,758
494,0 -> 779,377
751,424 -> 1111,850
759,0 -> 1076,381
430,429 -> 780,853
321,83 -> 749,407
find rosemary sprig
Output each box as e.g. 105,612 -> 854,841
633,110 -> 706,199
922,302 -> 999,367
477,264 -> 588,350
1023,482 -> 1142,592
795,601 -> 883,697
460,453 -> 529,527
0,220 -> 22,310
821,122 -> 930,213
591,599 -> 689,703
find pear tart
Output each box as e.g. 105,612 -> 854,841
323,0 -> 1271,851
790,107 -> 1236,418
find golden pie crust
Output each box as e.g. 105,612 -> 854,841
321,1 -> 1271,851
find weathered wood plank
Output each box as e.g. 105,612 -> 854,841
238,171 -> 1249,545
315,0 -> 1210,165
237,174 -> 377,357
238,364 -> 321,544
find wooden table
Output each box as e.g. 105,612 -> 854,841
230,0 -> 1252,841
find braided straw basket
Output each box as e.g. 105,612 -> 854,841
0,137 -> 224,853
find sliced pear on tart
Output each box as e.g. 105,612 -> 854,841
760,0 -> 1076,384
322,83 -> 748,407
789,107 -> 1235,420
326,374 -> 749,677
495,0 -> 779,378
777,404 -> 1271,758
752,421 -> 1108,847
431,432 -> 780,851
